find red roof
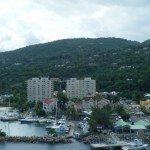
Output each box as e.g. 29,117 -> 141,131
83,97 -> 95,101
43,98 -> 55,105
50,77 -> 60,81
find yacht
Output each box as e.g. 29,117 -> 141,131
1,111 -> 19,121
37,117 -> 54,123
122,139 -> 148,150
46,116 -> 69,133
19,117 -> 38,123
19,112 -> 38,123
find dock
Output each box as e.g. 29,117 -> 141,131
66,122 -> 75,138
91,141 -> 130,149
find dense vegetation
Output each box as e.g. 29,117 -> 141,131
0,37 -> 150,103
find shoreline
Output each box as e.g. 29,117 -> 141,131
81,134 -> 150,144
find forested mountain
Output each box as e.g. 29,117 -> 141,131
0,37 -> 150,101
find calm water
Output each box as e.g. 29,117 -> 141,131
0,110 -> 90,150
0,141 -> 90,150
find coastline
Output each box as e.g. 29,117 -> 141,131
81,134 -> 150,144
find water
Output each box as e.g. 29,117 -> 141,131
0,110 -> 90,150
0,141 -> 90,150
0,121 -> 47,136
0,110 -> 149,150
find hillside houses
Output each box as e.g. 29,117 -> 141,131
66,96 -> 110,112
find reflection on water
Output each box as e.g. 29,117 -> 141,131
0,141 -> 90,150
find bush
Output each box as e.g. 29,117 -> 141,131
0,130 -> 6,136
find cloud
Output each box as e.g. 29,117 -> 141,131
0,0 -> 150,52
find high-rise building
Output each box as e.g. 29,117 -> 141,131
66,77 -> 96,99
27,77 -> 54,102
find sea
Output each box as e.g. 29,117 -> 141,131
0,110 -> 149,150
0,110 -> 90,150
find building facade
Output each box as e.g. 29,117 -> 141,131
66,77 -> 96,99
43,97 -> 57,113
27,77 -> 54,102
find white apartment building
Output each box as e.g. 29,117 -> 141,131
27,77 -> 54,102
66,77 -> 96,99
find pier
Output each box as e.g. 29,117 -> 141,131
66,122 -> 75,138
0,136 -> 72,144
91,141 -> 130,149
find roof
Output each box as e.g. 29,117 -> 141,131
135,112 -> 145,115
134,120 -> 150,126
114,119 -> 149,130
43,98 -> 55,105
83,97 -> 95,101
114,119 -> 130,128
130,125 -> 146,130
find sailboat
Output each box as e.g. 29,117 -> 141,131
45,100 -> 69,133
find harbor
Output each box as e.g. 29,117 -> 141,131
0,108 -> 150,150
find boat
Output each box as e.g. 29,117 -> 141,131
19,117 -> 38,123
45,118 -> 69,133
37,117 -> 54,123
1,111 -> 19,121
19,112 -> 38,123
122,139 -> 148,150
45,100 -> 69,133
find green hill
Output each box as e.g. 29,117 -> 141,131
0,37 -> 150,101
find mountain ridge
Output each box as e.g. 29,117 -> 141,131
0,37 -> 150,101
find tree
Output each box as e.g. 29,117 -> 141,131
146,125 -> 150,129
34,101 -> 46,117
89,105 -> 113,131
48,128 -> 57,137
115,105 -> 130,120
57,92 -> 68,111
0,130 -> 6,136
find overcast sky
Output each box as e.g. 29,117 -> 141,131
0,0 -> 150,52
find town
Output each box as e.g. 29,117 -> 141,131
0,76 -> 150,149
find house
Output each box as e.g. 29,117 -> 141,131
66,101 -> 82,111
97,99 -> 110,108
144,93 -> 150,99
140,100 -> 150,112
82,97 -> 96,111
43,97 -> 57,113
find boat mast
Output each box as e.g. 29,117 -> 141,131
55,99 -> 57,123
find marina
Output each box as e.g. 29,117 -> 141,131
0,109 -> 149,150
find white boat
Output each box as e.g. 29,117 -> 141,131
19,117 -> 38,123
1,110 -> 19,121
46,119 -> 69,133
122,139 -> 148,150
45,100 -> 69,133
38,118 -> 54,123
19,112 -> 38,123
46,124 -> 69,133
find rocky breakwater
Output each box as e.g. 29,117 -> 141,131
0,136 -> 72,144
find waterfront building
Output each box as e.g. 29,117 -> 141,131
43,97 -> 57,113
27,77 -> 54,102
66,77 -> 96,99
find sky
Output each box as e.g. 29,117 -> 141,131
0,0 -> 150,52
